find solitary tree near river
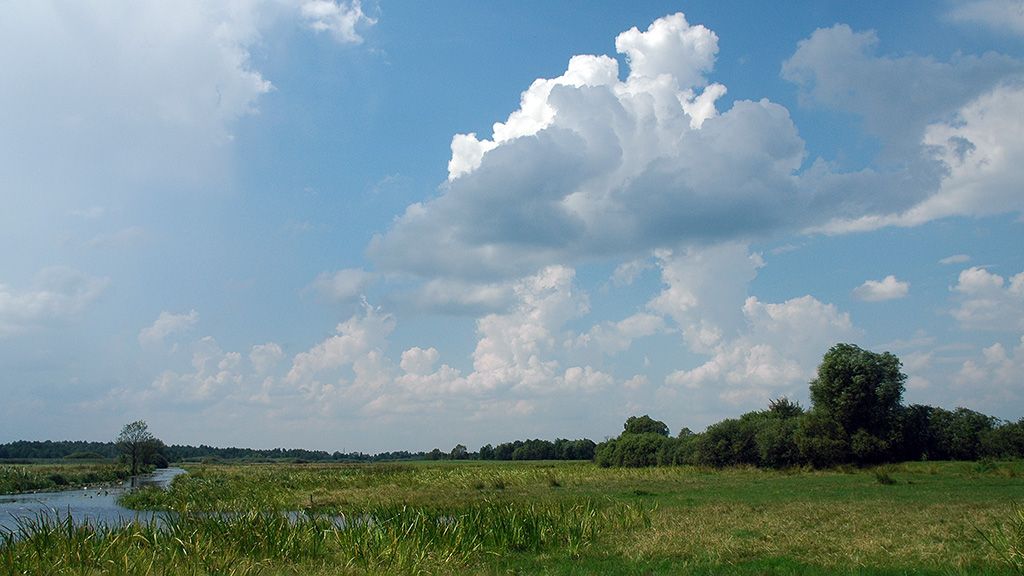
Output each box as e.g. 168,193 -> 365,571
116,420 -> 161,476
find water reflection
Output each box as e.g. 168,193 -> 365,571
0,467 -> 185,534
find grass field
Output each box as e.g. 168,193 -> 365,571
3,460 -> 1024,574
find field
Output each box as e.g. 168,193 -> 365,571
3,460 -> 1024,575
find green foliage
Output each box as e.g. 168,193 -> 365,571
623,415 -> 670,437
794,411 -> 850,468
595,433 -> 669,468
693,414 -> 763,467
116,420 -> 164,476
978,502 -> 1024,575
0,463 -> 130,494
5,461 -> 1023,574
983,420 -> 1024,459
756,417 -> 801,469
809,343 -> 906,445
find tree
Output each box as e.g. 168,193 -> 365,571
450,444 -> 469,460
809,343 -> 906,463
623,415 -> 670,437
116,420 -> 161,476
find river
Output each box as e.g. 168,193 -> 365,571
0,467 -> 186,535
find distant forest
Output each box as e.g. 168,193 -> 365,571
0,438 -> 597,464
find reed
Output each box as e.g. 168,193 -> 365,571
2,497 -> 648,574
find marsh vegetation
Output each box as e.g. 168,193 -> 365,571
3,459 -> 1024,574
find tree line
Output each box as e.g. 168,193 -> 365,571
1,435 -> 597,465
596,343 -> 1024,468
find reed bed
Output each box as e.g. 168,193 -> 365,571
4,460 -> 1024,574
1,497 -> 649,574
0,463 -> 129,494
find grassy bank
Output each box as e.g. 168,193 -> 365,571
4,460 -> 1024,574
0,462 -> 130,494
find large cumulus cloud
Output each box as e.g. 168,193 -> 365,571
370,14 -> 1024,282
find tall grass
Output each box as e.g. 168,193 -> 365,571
979,503 -> 1024,574
0,463 -> 130,494
1,497 -> 649,574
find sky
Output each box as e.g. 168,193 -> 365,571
2,1 -> 1023,453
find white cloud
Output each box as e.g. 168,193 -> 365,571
401,277 -> 514,315
948,0 -> 1024,35
785,26 -> 1024,233
782,24 -> 1022,152
954,336 -> 1024,409
951,266 -> 1024,331
371,14 -> 1024,281
142,337 -> 252,406
853,275 -> 910,301
311,268 -> 374,302
571,312 -> 667,355
648,244 -> 764,353
285,303 -> 395,387
0,268 -> 108,337
611,258 -> 654,287
300,0 -> 376,44
940,254 -> 971,265
466,266 -> 593,393
138,310 -> 200,346
666,295 -> 859,405
615,12 -> 718,89
370,13 -> 825,280
909,85 -> 1024,223
249,342 -> 284,375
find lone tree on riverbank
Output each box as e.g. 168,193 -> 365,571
116,420 -> 162,475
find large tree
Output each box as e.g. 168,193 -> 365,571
809,343 -> 906,462
116,420 -> 161,476
623,415 -> 670,436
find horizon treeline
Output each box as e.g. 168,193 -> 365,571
596,343 -> 1024,468
0,438 -> 598,464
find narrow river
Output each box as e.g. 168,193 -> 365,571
0,467 -> 185,534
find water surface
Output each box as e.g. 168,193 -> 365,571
0,467 -> 185,534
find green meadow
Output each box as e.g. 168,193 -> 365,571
3,460 -> 1024,575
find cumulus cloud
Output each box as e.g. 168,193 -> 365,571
572,313 -> 667,355
951,267 -> 1024,331
648,244 -> 764,353
948,0 -> 1024,35
611,258 -> 655,287
148,337 -> 242,404
138,310 -> 200,346
310,268 -> 375,302
910,85 -> 1024,222
666,295 -> 859,405
300,0 -> 376,44
615,12 -> 719,88
249,343 -> 285,375
954,336 -> 1024,409
853,275 -> 910,301
782,24 -> 1023,151
285,303 -> 395,388
786,26 -> 1024,233
399,277 -> 514,315
465,266 -> 608,393
370,13 -> 832,280
0,268 -> 108,337
371,13 -> 1024,281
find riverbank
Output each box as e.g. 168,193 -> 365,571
2,460 -> 1022,574
0,462 -> 134,494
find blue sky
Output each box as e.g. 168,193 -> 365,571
2,1 -> 1023,452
